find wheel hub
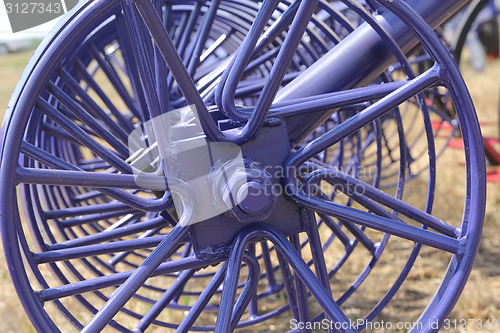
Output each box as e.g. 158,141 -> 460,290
189,120 -> 303,257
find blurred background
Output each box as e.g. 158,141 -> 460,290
0,1 -> 499,332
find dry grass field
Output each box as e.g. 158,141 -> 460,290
0,48 -> 499,333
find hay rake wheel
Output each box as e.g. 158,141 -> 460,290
0,0 -> 486,332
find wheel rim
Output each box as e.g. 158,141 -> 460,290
0,0 -> 486,332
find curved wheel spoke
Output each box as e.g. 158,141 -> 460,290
20,141 -> 171,212
17,167 -> 154,190
288,66 -> 442,166
37,255 -> 221,302
134,268 -> 197,332
73,60 -> 135,133
300,195 -> 460,253
57,70 -> 131,145
60,208 -> 139,228
217,227 -> 356,333
36,235 -> 167,263
43,202 -> 137,220
88,43 -> 141,119
130,0 -> 215,132
47,216 -> 165,249
270,80 -> 406,117
81,224 -> 192,332
308,168 -> 458,237
176,262 -> 228,333
35,98 -> 133,174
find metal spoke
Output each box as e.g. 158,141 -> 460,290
176,263 -> 227,333
81,205 -> 193,332
270,81 -> 405,117
134,269 -> 197,332
88,43 -> 140,118
48,216 -> 165,249
20,141 -> 172,212
58,69 -> 131,144
186,0 -> 222,76
44,202 -> 135,220
36,98 -> 133,174
36,235 -> 167,263
289,233 -> 311,333
107,227 -> 165,267
239,227 -> 356,333
308,168 -> 458,237
287,66 -> 442,167
74,60 -> 135,133
297,194 -> 460,253
37,255 -> 221,302
61,209 -> 139,228
17,167 -> 154,190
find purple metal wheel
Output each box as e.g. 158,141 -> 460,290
0,0 -> 486,332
